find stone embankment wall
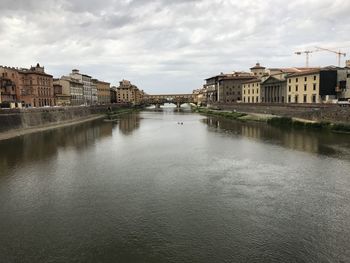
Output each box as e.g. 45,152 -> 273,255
211,103 -> 350,124
0,104 -> 128,133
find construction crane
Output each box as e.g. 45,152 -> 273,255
294,50 -> 318,67
315,46 -> 346,67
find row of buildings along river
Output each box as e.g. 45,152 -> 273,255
0,64 -> 145,108
194,60 -> 350,106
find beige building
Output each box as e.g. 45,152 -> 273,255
55,76 -> 84,106
116,80 -> 143,105
0,64 -> 54,107
92,79 -> 111,104
69,69 -> 97,105
192,88 -> 206,106
286,68 -> 337,104
53,82 -> 71,106
242,78 -> 261,103
250,63 -> 267,78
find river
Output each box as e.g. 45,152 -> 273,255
0,108 -> 350,263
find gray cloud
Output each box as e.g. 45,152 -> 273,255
0,0 -> 349,93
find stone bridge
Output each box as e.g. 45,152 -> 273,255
143,94 -> 195,108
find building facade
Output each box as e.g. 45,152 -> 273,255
69,69 -> 97,105
286,68 -> 337,104
0,64 -> 54,107
116,80 -> 143,105
0,77 -> 17,104
261,75 -> 287,103
242,78 -> 261,103
53,82 -> 71,106
218,74 -> 255,103
92,79 -> 111,104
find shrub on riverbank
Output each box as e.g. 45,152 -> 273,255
195,107 -> 246,120
267,117 -> 350,134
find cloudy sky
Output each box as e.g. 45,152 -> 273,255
1,0 -> 350,94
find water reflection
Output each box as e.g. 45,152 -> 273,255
0,119 -> 113,176
204,117 -> 350,159
117,112 -> 140,135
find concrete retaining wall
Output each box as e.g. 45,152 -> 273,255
0,104 -> 128,133
211,103 -> 350,123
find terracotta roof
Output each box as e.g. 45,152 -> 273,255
250,63 -> 265,70
242,78 -> 261,84
286,69 -> 321,77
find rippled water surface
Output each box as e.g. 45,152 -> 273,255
1,109 -> 350,263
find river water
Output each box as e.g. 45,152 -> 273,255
1,108 -> 350,263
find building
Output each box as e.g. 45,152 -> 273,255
286,68 -> 338,104
0,64 -> 54,107
110,86 -> 117,103
55,76 -> 84,106
192,88 -> 206,106
250,63 -> 267,78
0,77 -> 17,104
69,69 -> 97,105
261,74 -> 288,103
346,60 -> 350,68
92,79 -> 111,104
242,78 -> 262,103
53,82 -> 71,106
116,80 -> 143,105
204,72 -> 254,104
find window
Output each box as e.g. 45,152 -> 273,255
312,94 -> 316,103
303,94 -> 307,103
313,83 -> 316,91
296,85 -> 298,92
314,75 -> 317,81
304,84 -> 307,91
288,86 -> 291,92
288,79 -> 291,83
295,95 -> 299,103
304,77 -> 307,82
296,78 -> 298,83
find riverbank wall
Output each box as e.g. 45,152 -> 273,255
0,104 -> 130,134
209,103 -> 350,124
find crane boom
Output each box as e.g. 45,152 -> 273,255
294,50 -> 315,67
315,46 -> 347,66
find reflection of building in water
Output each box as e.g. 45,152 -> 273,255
0,120 -> 113,176
204,116 -> 341,156
118,113 -> 140,135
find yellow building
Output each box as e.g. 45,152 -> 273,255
116,80 -> 143,105
286,68 -> 337,104
92,79 -> 111,104
242,78 -> 261,103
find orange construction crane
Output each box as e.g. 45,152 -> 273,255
315,46 -> 346,67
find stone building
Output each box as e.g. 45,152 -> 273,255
250,63 -> 267,78
55,76 -> 84,106
110,86 -> 117,103
53,82 -> 71,106
286,68 -> 337,104
0,64 -> 54,107
242,78 -> 262,103
92,79 -> 111,104
116,80 -> 143,105
261,75 -> 288,103
69,69 -> 97,105
0,77 -> 17,104
219,74 -> 255,103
